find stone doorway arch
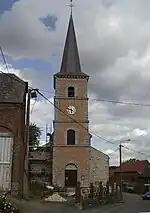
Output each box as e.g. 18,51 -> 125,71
65,164 -> 77,188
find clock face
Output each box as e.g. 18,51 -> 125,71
67,106 -> 76,115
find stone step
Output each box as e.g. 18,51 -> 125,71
66,188 -> 76,196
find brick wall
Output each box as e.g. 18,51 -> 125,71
111,171 -> 140,184
53,77 -> 90,187
0,73 -> 27,196
0,103 -> 26,195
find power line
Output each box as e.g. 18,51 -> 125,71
93,99 -> 150,107
122,145 -> 150,158
1,69 -> 149,109
0,64 -> 150,109
38,89 -> 150,108
0,46 -> 9,73
109,148 -> 119,155
36,90 -> 116,145
39,89 -> 54,94
36,89 -> 150,158
0,68 -> 149,157
0,74 -> 144,158
30,99 -> 37,114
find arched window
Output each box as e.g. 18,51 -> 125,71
67,130 -> 75,145
68,86 -> 75,97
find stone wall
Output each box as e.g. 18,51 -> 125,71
29,151 -> 50,160
90,147 -> 109,184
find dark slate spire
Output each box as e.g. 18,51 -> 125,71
55,13 -> 88,78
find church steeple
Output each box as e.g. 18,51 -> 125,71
55,13 -> 88,78
60,13 -> 81,74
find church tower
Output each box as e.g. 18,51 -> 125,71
53,13 -> 90,187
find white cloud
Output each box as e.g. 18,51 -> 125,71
30,98 -> 54,129
1,0 -> 150,165
1,63 -> 150,165
133,129 -> 148,137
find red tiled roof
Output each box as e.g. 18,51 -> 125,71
115,160 -> 149,174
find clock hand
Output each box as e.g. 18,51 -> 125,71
67,107 -> 72,113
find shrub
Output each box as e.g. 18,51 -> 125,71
0,195 -> 19,213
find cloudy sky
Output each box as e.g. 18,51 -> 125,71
1,0 -> 150,165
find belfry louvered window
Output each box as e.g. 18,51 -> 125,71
68,86 -> 75,97
67,130 -> 75,145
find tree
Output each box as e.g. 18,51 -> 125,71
29,123 -> 41,147
126,158 -> 137,162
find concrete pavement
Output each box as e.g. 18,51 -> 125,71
104,193 -> 150,213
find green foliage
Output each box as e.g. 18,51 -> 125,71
126,158 -> 137,162
29,123 -> 41,147
0,195 -> 19,213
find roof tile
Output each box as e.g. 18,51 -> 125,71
55,14 -> 88,77
0,73 -> 28,103
116,160 -> 149,173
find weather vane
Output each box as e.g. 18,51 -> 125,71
67,0 -> 75,14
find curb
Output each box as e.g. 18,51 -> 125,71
100,202 -> 125,212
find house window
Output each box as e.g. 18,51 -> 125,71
68,86 -> 75,97
67,130 -> 75,145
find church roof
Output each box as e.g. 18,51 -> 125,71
0,73 -> 28,103
55,14 -> 89,78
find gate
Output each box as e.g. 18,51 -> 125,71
0,134 -> 14,191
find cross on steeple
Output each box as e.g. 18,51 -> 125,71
69,0 -> 75,14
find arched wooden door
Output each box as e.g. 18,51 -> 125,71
65,164 -> 77,187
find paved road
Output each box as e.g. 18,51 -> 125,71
105,193 -> 150,213
7,193 -> 150,213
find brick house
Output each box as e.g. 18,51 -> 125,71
110,160 -> 149,185
137,165 -> 150,193
52,13 -> 109,188
0,73 -> 27,196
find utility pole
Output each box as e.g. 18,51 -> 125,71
118,138 -> 130,201
23,89 -> 37,198
23,89 -> 31,198
119,143 -> 122,201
